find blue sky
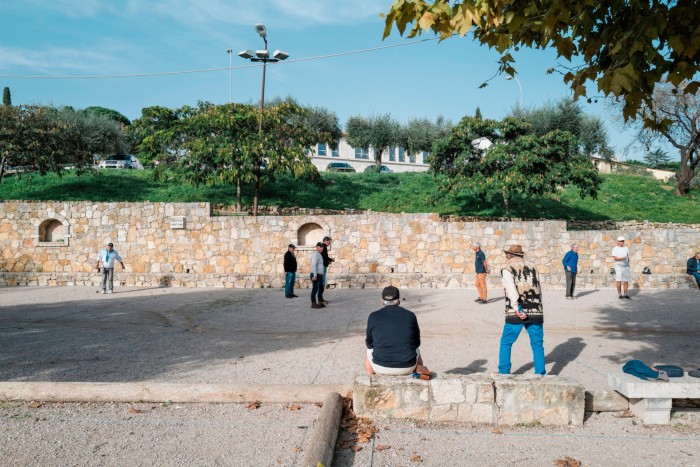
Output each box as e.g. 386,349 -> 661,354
0,0 -> 665,161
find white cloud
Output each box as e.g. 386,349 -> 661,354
126,0 -> 387,26
0,45 -> 126,75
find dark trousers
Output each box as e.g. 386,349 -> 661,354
311,274 -> 324,303
692,271 -> 700,290
284,272 -> 296,297
565,271 -> 577,297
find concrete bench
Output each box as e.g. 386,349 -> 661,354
608,371 -> 700,424
353,373 -> 585,426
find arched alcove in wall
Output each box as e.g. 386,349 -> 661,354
38,219 -> 65,243
297,223 -> 325,247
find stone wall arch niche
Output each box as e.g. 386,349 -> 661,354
35,216 -> 71,247
297,222 -> 328,250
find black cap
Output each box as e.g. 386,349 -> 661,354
288,244 -> 296,249
382,286 -> 400,300
107,243 -> 114,247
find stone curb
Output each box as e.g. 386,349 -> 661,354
300,392 -> 344,467
0,382 -> 352,404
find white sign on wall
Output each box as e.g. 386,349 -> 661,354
170,216 -> 185,229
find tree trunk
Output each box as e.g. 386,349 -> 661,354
0,156 -> 6,183
675,150 -> 695,196
504,197 -> 511,222
253,167 -> 260,217
375,148 -> 382,172
236,179 -> 241,212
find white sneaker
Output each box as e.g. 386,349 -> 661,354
107,290 -> 113,294
101,290 -> 106,294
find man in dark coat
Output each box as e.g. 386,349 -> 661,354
687,251 -> 700,290
283,244 -> 298,298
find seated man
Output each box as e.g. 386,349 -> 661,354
364,286 -> 425,375
688,251 -> 700,290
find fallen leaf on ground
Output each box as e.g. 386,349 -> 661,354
352,446 -> 363,452
288,405 -> 303,411
261,368 -> 270,371
491,427 -> 503,434
127,408 -> 145,414
410,453 -> 423,462
292,447 -> 303,453
28,402 -> 42,409
314,402 -> 323,408
247,401 -> 261,410
614,410 -> 635,418
375,445 -> 391,451
554,456 -> 581,467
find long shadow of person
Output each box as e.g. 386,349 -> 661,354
444,359 -> 489,375
513,337 -> 586,375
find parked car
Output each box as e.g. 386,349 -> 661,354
326,162 -> 356,173
98,154 -> 135,169
363,165 -> 393,173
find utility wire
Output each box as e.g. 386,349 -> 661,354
0,37 -> 440,80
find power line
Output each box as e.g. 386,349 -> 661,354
0,37 -> 439,80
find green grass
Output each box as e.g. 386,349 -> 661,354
0,169 -> 698,223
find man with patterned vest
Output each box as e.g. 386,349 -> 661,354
495,244 -> 545,376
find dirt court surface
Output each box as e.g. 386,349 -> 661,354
1,285 -> 699,465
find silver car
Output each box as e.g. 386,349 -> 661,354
98,155 -> 135,169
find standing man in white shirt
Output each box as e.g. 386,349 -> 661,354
310,242 -> 326,309
612,236 -> 631,300
96,242 -> 125,294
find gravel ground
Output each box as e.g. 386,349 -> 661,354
0,401 -> 320,467
335,410 -> 700,466
2,285 -> 700,466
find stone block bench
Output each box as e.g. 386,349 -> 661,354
353,373 -> 584,426
608,372 -> 700,424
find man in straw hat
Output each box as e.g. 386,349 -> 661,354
495,245 -> 545,376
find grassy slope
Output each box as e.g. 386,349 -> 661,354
0,169 -> 697,223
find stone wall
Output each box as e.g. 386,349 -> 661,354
353,374 -> 585,426
0,201 -> 698,289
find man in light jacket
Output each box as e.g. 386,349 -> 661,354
95,242 -> 125,294
310,242 -> 326,309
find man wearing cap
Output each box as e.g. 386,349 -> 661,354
497,245 -> 545,376
473,242 -> 489,304
320,236 -> 334,300
95,242 -> 125,294
365,286 -> 425,375
283,244 -> 298,299
612,236 -> 632,299
310,242 -> 326,309
686,251 -> 700,290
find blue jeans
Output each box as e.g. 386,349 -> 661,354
692,272 -> 700,289
311,273 -> 324,303
284,272 -> 296,297
498,322 -> 545,375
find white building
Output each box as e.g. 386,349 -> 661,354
308,137 -> 430,173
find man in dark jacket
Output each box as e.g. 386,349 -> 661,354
364,286 -> 425,375
320,236 -> 334,300
688,251 -> 700,290
283,244 -> 298,298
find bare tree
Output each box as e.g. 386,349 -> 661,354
632,81 -> 700,196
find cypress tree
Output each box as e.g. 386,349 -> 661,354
2,87 -> 11,106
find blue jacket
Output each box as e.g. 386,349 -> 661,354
688,257 -> 700,275
562,250 -> 578,274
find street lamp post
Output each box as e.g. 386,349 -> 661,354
506,75 -> 523,107
226,49 -> 232,103
238,23 -> 289,215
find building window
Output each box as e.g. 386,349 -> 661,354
387,147 -> 396,162
409,151 -> 416,163
354,147 -> 369,159
398,147 -> 405,162
317,143 -> 327,156
331,144 -> 339,157
422,151 -> 431,164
